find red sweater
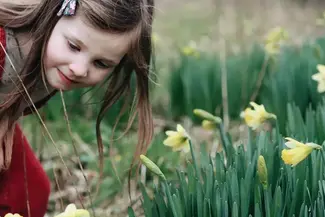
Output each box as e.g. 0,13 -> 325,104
0,28 -> 51,217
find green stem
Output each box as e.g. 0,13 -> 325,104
218,123 -> 234,165
164,181 -> 179,217
318,149 -> 325,180
189,140 -> 200,179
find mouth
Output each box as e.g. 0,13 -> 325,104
58,69 -> 76,86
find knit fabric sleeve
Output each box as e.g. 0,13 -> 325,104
0,27 -> 7,81
0,27 -> 50,217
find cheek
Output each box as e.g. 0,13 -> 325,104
44,35 -> 68,69
87,69 -> 112,85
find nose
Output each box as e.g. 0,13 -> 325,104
69,61 -> 89,78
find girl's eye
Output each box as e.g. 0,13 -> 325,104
94,60 -> 111,69
68,41 -> 80,52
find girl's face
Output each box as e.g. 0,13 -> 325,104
44,13 -> 133,91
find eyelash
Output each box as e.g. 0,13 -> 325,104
67,40 -> 111,69
94,60 -> 111,69
68,41 -> 80,52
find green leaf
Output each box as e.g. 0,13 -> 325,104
232,202 -> 239,217
254,203 -> 262,217
128,207 -> 136,217
196,180 -> 203,217
272,186 -> 282,217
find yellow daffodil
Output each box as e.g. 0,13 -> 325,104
140,155 -> 166,180
193,109 -> 221,130
163,124 -> 190,153
181,41 -> 200,58
54,203 -> 90,217
265,27 -> 288,44
281,137 -> 322,166
265,43 -> 280,55
3,214 -> 23,217
312,64 -> 325,93
264,26 -> 289,55
240,102 -> 276,130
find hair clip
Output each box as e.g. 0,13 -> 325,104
57,0 -> 77,16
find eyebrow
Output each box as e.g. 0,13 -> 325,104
67,35 -> 119,66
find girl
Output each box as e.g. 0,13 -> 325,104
0,0 -> 155,216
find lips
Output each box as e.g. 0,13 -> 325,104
58,69 -> 75,86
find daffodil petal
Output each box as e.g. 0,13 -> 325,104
282,147 -> 313,166
176,124 -> 186,133
171,140 -> 190,152
256,105 -> 266,113
284,141 -> 297,149
242,109 -> 261,129
165,131 -> 177,136
249,102 -> 259,109
317,64 -> 325,74
65,204 -> 77,212
170,139 -> 189,150
182,145 -> 190,153
284,137 -> 306,148
312,73 -> 322,81
75,209 -> 91,217
318,83 -> 325,93
163,135 -> 184,147
290,147 -> 313,166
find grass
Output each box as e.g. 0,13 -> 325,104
151,0 -> 325,120
19,0 -> 325,216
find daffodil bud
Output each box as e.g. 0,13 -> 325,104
202,120 -> 217,130
193,109 -> 222,124
140,155 -> 166,180
257,155 -> 268,189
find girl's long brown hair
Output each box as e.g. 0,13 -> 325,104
0,0 -> 154,195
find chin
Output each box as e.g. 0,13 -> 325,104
47,80 -> 68,91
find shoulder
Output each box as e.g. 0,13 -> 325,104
0,27 -> 25,84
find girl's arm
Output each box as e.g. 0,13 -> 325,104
0,27 -> 6,81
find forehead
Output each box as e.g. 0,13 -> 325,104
56,14 -> 134,59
